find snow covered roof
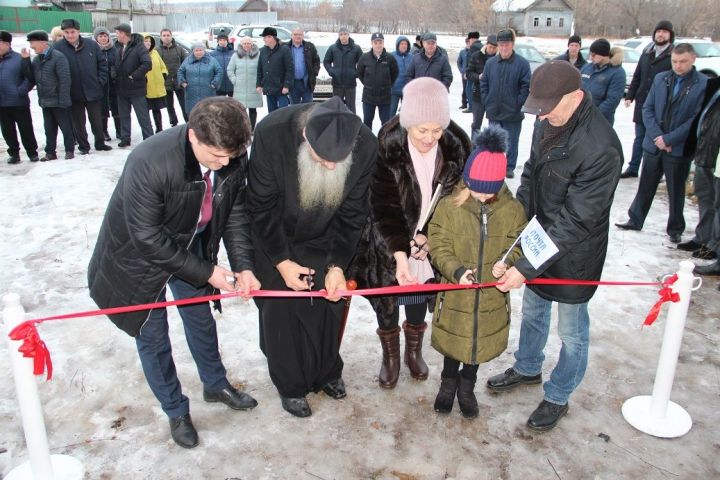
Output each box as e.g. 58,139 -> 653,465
492,0 -> 538,12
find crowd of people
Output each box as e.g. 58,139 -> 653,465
1,19 -> 718,450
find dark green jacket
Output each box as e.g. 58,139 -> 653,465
428,184 -> 527,365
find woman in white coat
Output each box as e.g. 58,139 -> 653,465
227,36 -> 263,131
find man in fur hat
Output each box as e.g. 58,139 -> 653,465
247,97 -> 377,418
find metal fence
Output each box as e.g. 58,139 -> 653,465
164,12 -> 277,33
0,8 -> 92,33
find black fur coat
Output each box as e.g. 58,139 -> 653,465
349,115 -> 471,320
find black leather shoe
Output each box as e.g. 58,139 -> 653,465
527,400 -> 568,432
486,368 -> 542,392
615,221 -> 641,231
620,169 -> 638,178
668,234 -> 682,243
203,386 -> 258,410
677,240 -> 702,252
78,149 -> 90,155
41,153 -> 58,162
118,140 -> 131,147
694,262 -> 720,276
280,396 -> 312,418
6,155 -> 20,164
322,378 -> 347,399
29,156 -> 39,162
95,144 -> 113,151
169,413 -> 199,448
692,247 -> 717,260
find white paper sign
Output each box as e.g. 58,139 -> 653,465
520,216 -> 559,269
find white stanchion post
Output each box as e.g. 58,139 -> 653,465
622,260 -> 699,438
3,293 -> 84,480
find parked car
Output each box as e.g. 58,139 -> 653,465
207,22 -> 234,50
625,36 -> 719,78
228,24 -> 292,46
622,36 -> 653,51
514,43 -> 547,73
312,42 -> 333,101
581,45 -> 640,90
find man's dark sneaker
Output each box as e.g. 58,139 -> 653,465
118,140 -> 131,147
6,155 -> 21,164
64,152 -> 74,160
620,169 -> 638,179
41,153 -> 58,162
692,246 -> 717,260
527,400 -> 569,432
677,240 -> 702,252
95,144 -> 113,151
29,155 -> 39,162
169,413 -> 199,448
486,368 -> 542,392
615,221 -> 641,231
203,386 -> 258,410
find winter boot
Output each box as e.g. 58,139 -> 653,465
403,321 -> 429,380
457,376 -> 479,419
377,327 -> 401,388
433,376 -> 459,413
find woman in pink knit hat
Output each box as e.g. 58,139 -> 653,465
351,77 -> 472,390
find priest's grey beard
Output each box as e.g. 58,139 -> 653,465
297,142 -> 353,211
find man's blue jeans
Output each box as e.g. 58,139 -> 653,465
513,287 -> 590,405
136,276 -> 231,418
489,120 -> 522,171
266,94 -> 289,112
290,79 -> 314,104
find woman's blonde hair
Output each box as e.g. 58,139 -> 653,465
50,26 -> 63,42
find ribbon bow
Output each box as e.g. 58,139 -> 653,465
642,274 -> 680,327
9,322 -> 53,380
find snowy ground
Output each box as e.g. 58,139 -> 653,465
1,35 -> 719,480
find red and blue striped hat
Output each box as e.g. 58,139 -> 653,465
463,125 -> 508,194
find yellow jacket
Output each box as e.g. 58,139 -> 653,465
146,48 -> 168,99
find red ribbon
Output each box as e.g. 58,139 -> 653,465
642,274 -> 680,327
6,277 -> 671,382
8,322 -> 53,380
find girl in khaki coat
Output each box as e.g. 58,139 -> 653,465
428,126 -> 527,418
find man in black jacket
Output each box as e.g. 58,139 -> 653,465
357,33 -> 398,129
88,97 -> 260,449
288,27 -> 320,104
256,26 -> 293,112
621,20 -> 674,178
114,23 -> 153,147
248,97 -> 377,418
405,32 -> 453,89
323,27 -> 363,113
158,29 -> 189,125
487,61 -> 622,432
681,77 -> 720,271
54,19 -> 112,154
466,34 -> 497,140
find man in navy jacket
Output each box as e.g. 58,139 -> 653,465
0,30 -> 38,164
616,44 -> 708,243
480,28 -> 531,178
53,19 -> 112,153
